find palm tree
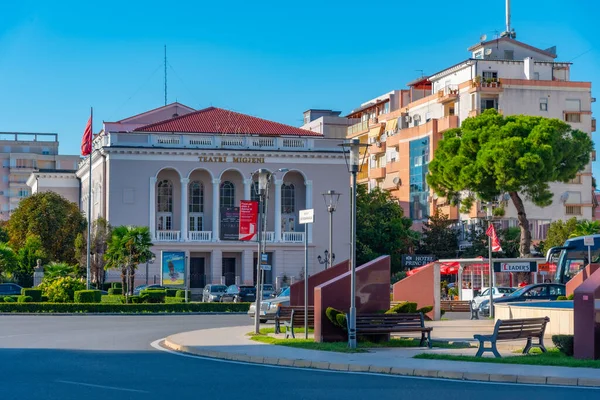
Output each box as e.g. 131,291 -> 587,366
105,226 -> 154,298
0,242 -> 17,280
569,220 -> 600,238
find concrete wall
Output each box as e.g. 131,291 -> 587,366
393,262 -> 435,310
495,302 -> 573,335
289,259 -> 350,306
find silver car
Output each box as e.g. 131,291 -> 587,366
202,284 -> 228,302
248,287 -> 290,323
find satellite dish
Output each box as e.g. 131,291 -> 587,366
392,177 -> 401,186
480,34 -> 488,42
484,48 -> 493,56
413,114 -> 421,122
560,192 -> 570,204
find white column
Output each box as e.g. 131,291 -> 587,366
274,179 -> 282,242
180,178 -> 189,241
212,179 -> 220,241
243,178 -> 252,200
211,249 -> 222,284
149,177 -> 157,240
305,180 -> 313,243
242,249 -> 254,285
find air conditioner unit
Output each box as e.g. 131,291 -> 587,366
375,141 -> 381,147
404,115 -> 412,123
413,114 -> 422,122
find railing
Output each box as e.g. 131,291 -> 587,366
156,230 -> 181,241
156,135 -> 181,145
282,232 -> 305,243
188,231 -> 212,241
261,231 -> 275,242
251,137 -> 276,148
221,138 -> 244,147
132,134 -> 312,150
282,138 -> 306,149
347,120 -> 369,136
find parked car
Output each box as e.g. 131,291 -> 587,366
0,283 -> 22,296
220,285 -> 256,303
261,284 -> 275,299
202,284 -> 228,302
479,283 -> 566,317
132,284 -> 166,295
248,287 -> 290,322
472,287 -> 516,308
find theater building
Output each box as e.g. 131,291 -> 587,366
73,103 -> 350,292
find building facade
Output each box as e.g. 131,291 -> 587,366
73,104 -> 350,291
0,132 -> 80,219
301,109 -> 359,139
345,36 -> 595,243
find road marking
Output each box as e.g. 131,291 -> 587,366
150,339 -> 599,391
56,380 -> 149,393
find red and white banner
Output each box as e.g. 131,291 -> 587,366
486,223 -> 503,253
239,200 -> 258,241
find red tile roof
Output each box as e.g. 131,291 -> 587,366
133,107 -> 322,137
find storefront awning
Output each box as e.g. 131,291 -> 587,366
368,126 -> 383,138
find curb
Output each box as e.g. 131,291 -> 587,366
162,339 -> 600,388
0,312 -> 248,316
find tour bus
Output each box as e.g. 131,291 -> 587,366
545,234 -> 600,284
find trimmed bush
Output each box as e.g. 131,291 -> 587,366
386,301 -> 418,314
17,295 -> 33,303
129,295 -> 143,304
140,289 -> 167,303
74,290 -> 102,303
108,288 -> 122,295
102,283 -> 112,291
4,297 -> 15,303
21,289 -> 42,302
166,296 -> 185,303
416,306 -> 433,314
0,302 -> 251,313
101,295 -> 124,304
557,296 -> 568,301
567,294 -> 575,300
175,290 -> 191,299
552,334 -> 574,356
326,307 -> 344,327
42,277 -> 86,303
41,296 -> 49,302
165,289 -> 178,297
111,282 -> 122,289
335,313 -> 347,330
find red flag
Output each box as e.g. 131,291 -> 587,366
81,116 -> 92,156
486,223 -> 503,252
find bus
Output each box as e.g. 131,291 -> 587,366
546,234 -> 600,284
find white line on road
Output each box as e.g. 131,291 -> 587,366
56,380 -> 149,393
150,339 -> 599,391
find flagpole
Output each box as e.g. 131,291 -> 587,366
86,107 -> 93,290
487,203 -> 494,319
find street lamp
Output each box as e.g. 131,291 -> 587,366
339,138 -> 369,349
486,202 -> 495,319
318,190 -> 341,269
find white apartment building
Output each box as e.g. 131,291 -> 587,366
0,132 -> 80,219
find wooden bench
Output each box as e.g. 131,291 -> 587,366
276,306 -> 314,338
440,300 -> 479,320
353,313 -> 433,348
474,317 -> 550,358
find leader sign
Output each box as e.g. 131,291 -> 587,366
493,262 -> 537,273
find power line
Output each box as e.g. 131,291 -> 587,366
110,63 -> 162,120
568,48 -> 593,62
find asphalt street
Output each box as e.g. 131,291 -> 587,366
0,314 -> 596,400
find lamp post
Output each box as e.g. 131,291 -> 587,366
339,139 -> 369,349
317,190 -> 341,270
146,256 -> 156,285
486,202 -> 495,319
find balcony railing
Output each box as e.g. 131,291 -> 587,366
188,231 -> 212,241
156,230 -> 181,241
282,232 -> 305,243
347,120 -> 369,136
260,232 -> 275,242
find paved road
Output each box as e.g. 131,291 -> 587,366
0,315 -> 596,400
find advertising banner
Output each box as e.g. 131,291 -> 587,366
239,200 -> 258,241
161,251 -> 186,287
493,261 -> 538,273
220,207 -> 240,241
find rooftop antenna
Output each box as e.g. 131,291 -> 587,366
164,45 -> 167,106
505,0 -> 511,34
416,69 -> 424,78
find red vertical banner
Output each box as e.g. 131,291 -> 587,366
239,200 -> 258,241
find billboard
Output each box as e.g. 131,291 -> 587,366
161,251 -> 186,287
220,207 -> 240,241
239,200 -> 258,241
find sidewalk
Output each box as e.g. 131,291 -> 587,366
163,324 -> 600,388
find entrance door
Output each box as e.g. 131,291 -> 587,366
222,258 -> 236,286
190,258 -> 205,288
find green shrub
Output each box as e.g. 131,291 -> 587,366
42,277 -> 86,303
41,296 -> 49,302
567,294 -> 575,300
102,283 -> 112,291
129,295 -> 143,304
140,289 -> 166,303
0,302 -> 251,313
17,295 -> 33,303
74,290 -> 102,303
386,301 -> 418,314
417,306 -> 433,314
21,289 -> 42,302
101,295 -> 124,304
166,296 -> 185,303
326,307 -> 344,327
4,297 -> 15,303
111,282 -> 122,289
165,289 -> 178,297
175,290 -> 191,299
552,334 -> 574,356
108,288 -> 122,295
557,296 -> 568,301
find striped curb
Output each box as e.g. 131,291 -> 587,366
162,338 -> 600,388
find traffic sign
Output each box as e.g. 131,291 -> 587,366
299,209 -> 314,224
584,236 -> 595,246
538,263 -> 550,273
261,264 -> 272,271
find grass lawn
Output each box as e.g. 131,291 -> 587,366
258,327 -> 314,334
414,349 -> 600,369
249,331 -> 472,353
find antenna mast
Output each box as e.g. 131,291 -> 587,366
505,0 -> 511,33
164,45 -> 167,106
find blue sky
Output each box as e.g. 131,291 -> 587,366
0,0 -> 598,171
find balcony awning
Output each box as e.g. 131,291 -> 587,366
385,118 -> 398,132
368,126 -> 383,138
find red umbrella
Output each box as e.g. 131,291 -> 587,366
406,263 -> 432,276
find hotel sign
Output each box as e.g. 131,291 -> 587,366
401,254 -> 436,268
199,156 -> 265,163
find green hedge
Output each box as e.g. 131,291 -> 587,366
17,295 -> 33,303
176,290 -> 191,299
3,296 -> 16,303
74,290 -> 102,303
101,295 -> 124,304
165,297 -> 185,303
108,288 -> 122,295
552,334 -> 574,356
140,289 -> 166,303
0,302 -> 250,313
21,289 -> 42,302
111,282 -> 122,289
165,289 -> 178,297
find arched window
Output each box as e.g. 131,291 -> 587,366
281,183 -> 295,214
220,181 -> 235,208
157,180 -> 173,212
188,181 -> 204,213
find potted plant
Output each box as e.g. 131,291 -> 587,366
474,75 -> 482,86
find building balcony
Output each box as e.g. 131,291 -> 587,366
369,167 -> 386,179
357,168 -> 369,182
347,120 -> 369,137
438,115 -> 459,133
469,80 -> 504,94
369,141 -> 386,155
188,231 -> 212,241
468,108 -> 502,118
157,230 -> 181,241
592,117 -> 596,132
387,161 -> 401,173
386,132 -> 401,148
282,232 -> 305,243
437,85 -> 459,103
